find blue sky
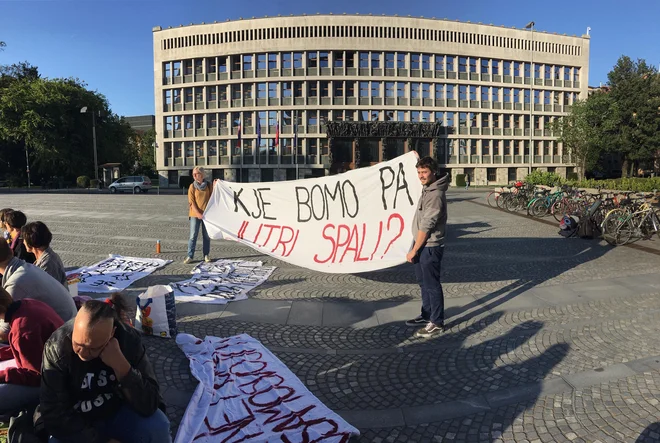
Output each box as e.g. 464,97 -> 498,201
2,0 -> 658,117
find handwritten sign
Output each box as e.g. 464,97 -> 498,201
175,333 -> 359,443
66,255 -> 172,293
203,152 -> 422,273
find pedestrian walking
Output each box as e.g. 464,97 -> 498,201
465,173 -> 471,190
405,156 -> 449,337
184,167 -> 215,264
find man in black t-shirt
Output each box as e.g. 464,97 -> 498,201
41,300 -> 171,443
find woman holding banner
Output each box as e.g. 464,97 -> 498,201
184,167 -> 216,264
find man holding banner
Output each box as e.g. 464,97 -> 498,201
405,156 -> 449,337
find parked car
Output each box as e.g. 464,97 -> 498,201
108,176 -> 152,194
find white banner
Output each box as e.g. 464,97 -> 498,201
66,255 -> 171,293
171,260 -> 276,304
204,152 -> 422,273
175,333 -> 359,443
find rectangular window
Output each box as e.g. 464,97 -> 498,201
435,84 -> 444,99
386,82 -> 395,97
385,52 -> 395,69
371,81 -> 380,97
469,86 -> 477,101
446,56 -> 455,71
459,85 -> 467,100
308,52 -> 318,68
492,87 -> 499,102
268,82 -> 277,98
459,56 -> 467,73
397,53 -> 405,69
435,55 -> 445,71
282,82 -> 292,97
397,82 -> 405,97
243,55 -> 252,71
253,83 -> 264,99
206,58 -> 216,74
334,51 -> 344,68
446,84 -> 454,100
459,112 -> 467,127
293,52 -> 303,69
469,58 -> 477,73
308,81 -> 318,97
207,87 -> 216,102
492,60 -> 499,75
503,61 -> 511,76
481,87 -> 489,101
397,111 -> 405,122
371,52 -> 380,68
422,54 -> 430,70
360,81 -> 369,97
185,141 -> 194,157
411,54 -> 420,69
514,61 -> 522,77
481,59 -> 489,74
422,83 -> 430,99
434,111 -> 444,123
208,114 -> 217,128
268,53 -> 277,69
319,51 -> 329,68
446,112 -> 454,127
411,83 -> 420,98
282,53 -> 292,69
321,81 -> 330,97
359,52 -> 369,68
165,90 -> 172,105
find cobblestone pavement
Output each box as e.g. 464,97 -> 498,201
8,190 -> 660,442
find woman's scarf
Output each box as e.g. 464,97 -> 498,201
193,180 -> 208,191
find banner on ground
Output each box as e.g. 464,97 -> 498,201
170,260 -> 276,304
175,333 -> 359,443
66,255 -> 171,293
203,151 -> 422,273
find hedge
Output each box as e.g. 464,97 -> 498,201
524,173 -> 660,192
76,176 -> 90,188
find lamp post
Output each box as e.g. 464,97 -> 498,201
80,107 -> 99,188
525,21 -> 535,175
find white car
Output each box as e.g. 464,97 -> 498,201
108,176 -> 152,193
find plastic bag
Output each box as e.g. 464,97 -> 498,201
135,285 -> 177,338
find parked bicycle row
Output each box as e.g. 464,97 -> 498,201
486,182 -> 660,246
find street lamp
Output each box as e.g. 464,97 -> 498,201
525,21 -> 535,175
80,107 -> 99,188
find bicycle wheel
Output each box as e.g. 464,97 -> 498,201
497,193 -> 510,209
487,191 -> 500,207
530,199 -> 548,218
551,200 -> 566,222
614,218 -> 635,245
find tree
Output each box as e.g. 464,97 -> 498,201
552,92 -> 615,180
130,127 -> 156,175
605,56 -> 660,176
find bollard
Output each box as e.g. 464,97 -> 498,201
156,240 -> 161,254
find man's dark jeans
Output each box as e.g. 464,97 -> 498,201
413,245 -> 445,326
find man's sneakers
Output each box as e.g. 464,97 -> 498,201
405,315 -> 430,327
183,257 -> 192,264
204,255 -> 212,263
415,322 -> 445,338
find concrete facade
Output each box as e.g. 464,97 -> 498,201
153,15 -> 589,185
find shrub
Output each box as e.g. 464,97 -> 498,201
76,176 -> 90,188
455,174 -> 466,187
90,179 -> 99,188
524,170 -> 563,187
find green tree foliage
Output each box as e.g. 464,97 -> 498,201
552,92 -> 615,180
0,62 -> 136,185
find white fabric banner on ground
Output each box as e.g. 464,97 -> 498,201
171,260 -> 276,304
204,152 -> 422,273
66,255 -> 171,293
175,333 -> 359,443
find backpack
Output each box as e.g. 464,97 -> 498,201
559,215 -> 579,238
7,405 -> 46,443
577,217 -> 600,239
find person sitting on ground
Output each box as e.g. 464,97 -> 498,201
41,299 -> 171,443
4,210 -> 35,264
0,287 -> 64,416
0,240 -> 77,323
0,208 -> 13,244
21,221 -> 68,288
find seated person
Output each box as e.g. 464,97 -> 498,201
0,287 -> 64,416
4,210 -> 35,264
0,239 -> 77,323
41,299 -> 171,443
22,221 -> 68,288
0,208 -> 13,244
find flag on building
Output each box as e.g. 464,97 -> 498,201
275,121 -> 280,147
256,114 -> 262,149
237,119 -> 242,149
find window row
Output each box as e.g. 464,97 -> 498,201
164,83 -> 581,105
161,23 -> 583,57
161,138 -> 565,161
164,110 -> 562,133
163,53 -> 581,81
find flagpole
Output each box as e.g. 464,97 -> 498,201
294,110 -> 299,180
